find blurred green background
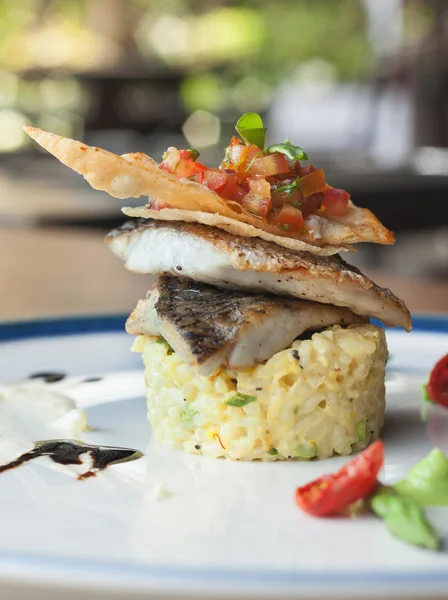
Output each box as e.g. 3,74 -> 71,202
1,0 -> 448,320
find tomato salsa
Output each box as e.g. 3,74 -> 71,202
158,112 -> 350,234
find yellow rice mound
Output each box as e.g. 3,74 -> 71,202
132,324 -> 387,461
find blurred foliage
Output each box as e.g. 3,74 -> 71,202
0,0 -> 436,151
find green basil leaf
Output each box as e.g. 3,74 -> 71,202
235,112 -> 267,149
394,449 -> 448,506
225,393 -> 257,407
371,487 -> 439,551
267,139 -> 308,161
268,448 -> 279,456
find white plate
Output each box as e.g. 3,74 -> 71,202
0,315 -> 447,600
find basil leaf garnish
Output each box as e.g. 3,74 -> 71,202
267,139 -> 308,161
235,112 -> 267,149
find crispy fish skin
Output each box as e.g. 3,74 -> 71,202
126,276 -> 367,375
106,220 -> 412,331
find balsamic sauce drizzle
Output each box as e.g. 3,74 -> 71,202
0,440 -> 143,480
28,372 -> 67,383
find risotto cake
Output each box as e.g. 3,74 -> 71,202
132,324 -> 387,461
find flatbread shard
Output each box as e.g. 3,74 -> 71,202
23,126 -> 394,252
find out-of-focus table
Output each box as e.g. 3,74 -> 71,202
1,227 -> 448,321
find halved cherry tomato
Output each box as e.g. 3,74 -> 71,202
427,353 -> 448,409
322,186 -> 350,217
298,168 -> 326,197
277,204 -> 304,231
250,153 -> 289,177
295,440 -> 384,517
203,168 -> 227,191
242,192 -> 272,217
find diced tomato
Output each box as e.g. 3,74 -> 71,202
247,177 -> 271,198
301,192 -> 324,217
223,142 -> 260,172
190,171 -> 204,183
250,153 -> 289,177
427,353 -> 448,409
277,204 -> 304,231
218,170 -> 238,199
203,168 -> 227,191
230,184 -> 248,204
322,187 -> 350,217
151,199 -> 168,210
295,440 -> 384,517
175,159 -> 197,178
298,164 -> 317,177
179,149 -> 200,161
159,146 -> 180,173
299,168 -> 326,197
271,186 -> 303,208
242,192 -> 272,217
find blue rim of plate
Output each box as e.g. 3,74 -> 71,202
0,312 -> 447,342
0,312 -> 448,594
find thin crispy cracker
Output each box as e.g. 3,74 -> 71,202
23,126 -> 394,250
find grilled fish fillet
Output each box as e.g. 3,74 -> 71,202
126,276 -> 367,375
106,220 -> 412,331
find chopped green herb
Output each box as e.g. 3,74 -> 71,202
267,139 -> 308,161
356,418 -> 367,443
235,112 -> 267,149
274,177 -> 301,196
371,486 -> 439,551
268,448 -> 279,456
156,338 -> 174,354
187,149 -> 200,161
181,408 -> 198,421
296,443 -> 317,459
225,393 -> 257,407
280,224 -> 291,231
394,449 -> 448,506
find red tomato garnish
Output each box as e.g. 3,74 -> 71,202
247,177 -> 271,198
250,153 -> 289,178
301,192 -> 324,217
277,204 -> 304,231
159,147 -> 180,173
230,184 -> 248,204
322,187 -> 350,217
218,170 -> 237,199
295,440 -> 384,517
271,186 -> 303,208
299,168 -> 326,197
427,353 -> 448,409
242,192 -> 272,217
203,168 -> 227,191
298,164 -> 316,176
